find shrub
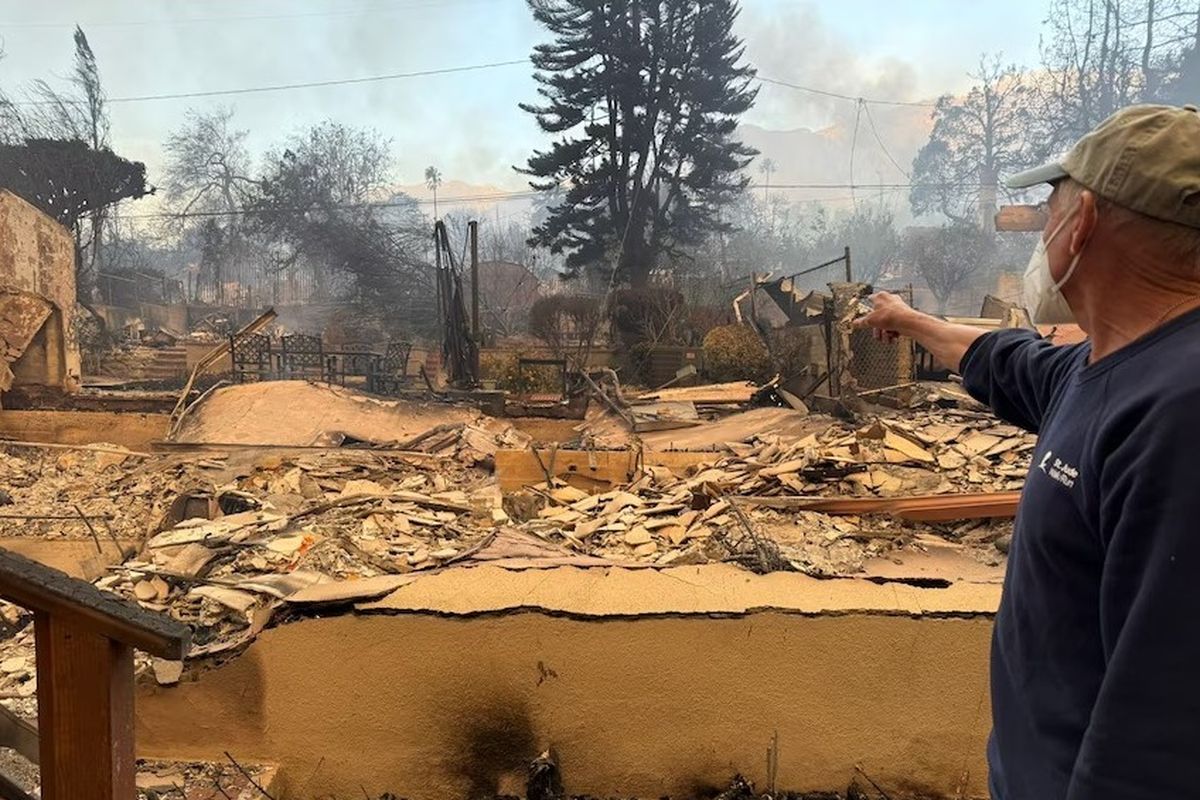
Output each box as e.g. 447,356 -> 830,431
702,324 -> 773,383
529,294 -> 602,356
479,350 -> 564,393
607,287 -> 686,346
607,287 -> 688,384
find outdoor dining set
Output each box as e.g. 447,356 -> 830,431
229,332 -> 416,394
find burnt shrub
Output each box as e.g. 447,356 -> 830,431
702,324 -> 773,383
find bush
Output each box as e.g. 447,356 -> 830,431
529,294 -> 602,355
702,324 -> 773,383
685,305 -> 732,346
607,287 -> 686,346
479,350 -> 565,393
607,287 -> 687,384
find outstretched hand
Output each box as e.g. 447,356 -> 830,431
852,291 -> 917,343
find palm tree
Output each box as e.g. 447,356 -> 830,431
758,158 -> 776,202
424,165 -> 443,219
759,158 -> 778,232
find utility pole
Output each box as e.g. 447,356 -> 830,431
978,164 -> 998,234
844,246 -> 853,282
469,220 -> 480,343
433,226 -> 443,336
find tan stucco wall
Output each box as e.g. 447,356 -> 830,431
136,567 -> 998,799
0,410 -> 168,450
0,190 -> 80,392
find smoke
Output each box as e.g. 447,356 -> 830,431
733,2 -> 950,219
739,4 -> 924,125
0,0 -> 1011,225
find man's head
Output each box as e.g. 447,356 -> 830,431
1009,105 -> 1200,313
1044,177 -> 1200,282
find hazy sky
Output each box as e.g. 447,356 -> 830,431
0,0 -> 1049,200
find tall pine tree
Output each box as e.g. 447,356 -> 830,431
520,0 -> 757,288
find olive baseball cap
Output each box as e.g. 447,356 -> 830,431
1007,103 -> 1200,229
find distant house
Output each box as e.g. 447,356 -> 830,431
470,260 -> 542,337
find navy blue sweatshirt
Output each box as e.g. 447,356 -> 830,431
960,311 -> 1200,800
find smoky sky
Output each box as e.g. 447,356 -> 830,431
0,0 -> 1046,217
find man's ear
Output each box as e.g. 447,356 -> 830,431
1070,190 -> 1098,255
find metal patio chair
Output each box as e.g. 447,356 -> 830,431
229,332 -> 274,383
368,340 -> 414,395
280,333 -> 332,382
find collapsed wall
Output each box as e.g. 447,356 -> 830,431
0,190 -> 81,396
135,565 -> 998,800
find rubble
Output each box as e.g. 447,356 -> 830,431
632,380 -> 759,405
582,405 -> 824,451
95,448 -> 505,658
133,759 -> 278,800
0,748 -> 281,800
0,386 -> 1029,686
510,408 -> 1027,572
0,443 -> 187,541
0,414 -> 532,661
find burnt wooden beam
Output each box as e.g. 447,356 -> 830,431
732,490 -> 1022,521
0,547 -> 189,659
995,204 -> 1049,232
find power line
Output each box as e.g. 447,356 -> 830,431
120,181 -> 982,221
120,190 -> 545,220
120,183 -> 919,222
10,59 -> 529,106
760,182 -> 986,189
862,102 -> 912,179
849,99 -> 863,207
1,57 -> 932,112
755,75 -> 937,108
0,0 -> 492,29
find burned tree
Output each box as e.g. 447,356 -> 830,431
0,26 -> 148,294
520,0 -> 758,287
0,139 -> 145,227
911,56 -> 1039,227
161,107 -> 264,304
247,122 -> 432,330
163,107 -> 257,216
901,223 -> 995,313
1039,0 -> 1200,148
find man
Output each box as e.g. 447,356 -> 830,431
856,104 -> 1200,799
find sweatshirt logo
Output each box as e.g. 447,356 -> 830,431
1038,450 -> 1078,489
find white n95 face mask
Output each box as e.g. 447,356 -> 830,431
1023,205 -> 1082,325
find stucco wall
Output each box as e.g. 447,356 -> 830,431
0,410 -> 169,450
136,568 -> 998,799
0,190 -> 80,392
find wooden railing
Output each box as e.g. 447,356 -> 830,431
0,548 -> 190,800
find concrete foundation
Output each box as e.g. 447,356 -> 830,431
136,565 -> 999,799
0,409 -> 169,450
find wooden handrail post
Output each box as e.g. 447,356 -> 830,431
35,613 -> 135,800
0,548 -> 189,800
